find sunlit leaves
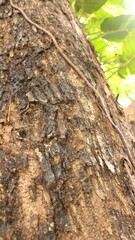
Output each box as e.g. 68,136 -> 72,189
75,0 -> 107,14
101,15 -> 135,41
119,30 -> 135,76
107,0 -> 125,7
69,0 -> 135,102
91,38 -> 110,55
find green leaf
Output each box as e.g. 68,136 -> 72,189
69,0 -> 135,103
118,30 -> 135,76
107,0 -> 125,7
94,8 -> 113,20
101,15 -> 135,41
92,38 -> 110,55
101,53 -> 119,64
108,74 -> 123,96
75,0 -> 107,14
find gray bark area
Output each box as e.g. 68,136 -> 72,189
0,0 -> 135,239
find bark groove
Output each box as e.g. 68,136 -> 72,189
0,0 -> 134,239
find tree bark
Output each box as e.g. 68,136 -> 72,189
0,0 -> 135,239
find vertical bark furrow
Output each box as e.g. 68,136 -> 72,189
0,1 -> 134,240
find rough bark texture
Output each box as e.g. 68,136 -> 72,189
0,0 -> 135,239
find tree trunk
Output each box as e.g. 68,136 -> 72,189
0,1 -> 135,239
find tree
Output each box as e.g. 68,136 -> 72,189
0,0 -> 134,239
70,0 -> 135,104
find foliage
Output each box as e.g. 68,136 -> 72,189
69,0 -> 135,105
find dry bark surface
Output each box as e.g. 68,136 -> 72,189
0,0 -> 135,239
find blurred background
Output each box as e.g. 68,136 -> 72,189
69,0 -> 135,123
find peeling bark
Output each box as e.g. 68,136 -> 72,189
0,1 -> 135,240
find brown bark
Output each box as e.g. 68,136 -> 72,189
0,0 -> 135,239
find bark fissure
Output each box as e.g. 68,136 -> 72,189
0,1 -> 134,240
9,0 -> 135,171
